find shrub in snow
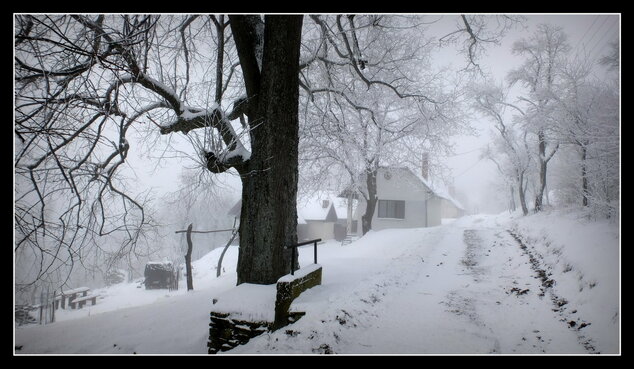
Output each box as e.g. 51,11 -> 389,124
15,305 -> 37,325
104,269 -> 127,286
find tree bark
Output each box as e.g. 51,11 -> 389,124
534,130 -> 547,212
232,15 -> 304,285
361,168 -> 378,235
581,143 -> 588,207
518,172 -> 529,216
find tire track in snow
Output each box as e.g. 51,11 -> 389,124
233,217 -> 592,354
437,228 -> 503,353
508,230 -> 599,354
441,224 -> 589,354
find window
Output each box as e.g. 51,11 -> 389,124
378,200 -> 405,219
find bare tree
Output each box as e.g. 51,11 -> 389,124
507,23 -> 571,212
470,81 -> 533,215
599,42 -> 619,72
15,14 -> 305,288
15,15 -> 165,291
439,14 -> 526,73
298,15 -> 514,234
549,57 -> 619,217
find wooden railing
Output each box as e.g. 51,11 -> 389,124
286,238 -> 322,275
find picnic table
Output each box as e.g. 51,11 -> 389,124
68,294 -> 99,309
57,287 -> 91,309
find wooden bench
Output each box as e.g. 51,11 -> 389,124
68,294 -> 99,309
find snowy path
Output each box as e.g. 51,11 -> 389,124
15,212 -> 616,355
230,215 -> 593,354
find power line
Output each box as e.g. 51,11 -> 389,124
588,20 -> 618,62
449,146 -> 483,156
571,16 -> 603,62
581,15 -> 609,55
574,16 -> 599,53
455,155 -> 486,178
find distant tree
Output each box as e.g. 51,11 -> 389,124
550,57 -> 619,217
104,268 -> 126,286
470,81 -> 533,215
506,23 -> 571,212
599,42 -> 619,72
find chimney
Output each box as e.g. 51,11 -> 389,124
421,152 -> 429,180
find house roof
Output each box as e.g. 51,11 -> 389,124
297,192 -> 352,221
410,170 -> 464,210
337,166 -> 464,211
226,194 -> 351,224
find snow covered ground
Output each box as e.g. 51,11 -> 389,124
14,208 -> 620,355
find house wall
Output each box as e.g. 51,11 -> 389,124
301,221 -> 335,241
440,198 -> 463,219
427,197 -> 442,227
354,168 -> 438,235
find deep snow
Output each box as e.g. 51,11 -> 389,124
14,208 -> 620,355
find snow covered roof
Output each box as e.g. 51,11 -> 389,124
297,192 -> 351,222
146,261 -> 173,266
226,198 -> 333,224
340,167 -> 464,211
410,170 -> 464,211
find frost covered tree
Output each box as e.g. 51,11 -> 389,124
14,14 -> 527,291
506,23 -> 571,212
298,15 -> 519,234
470,81 -> 533,215
15,14 -> 303,287
549,57 -> 619,217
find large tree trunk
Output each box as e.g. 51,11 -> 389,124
234,16 -> 304,285
361,168 -> 378,235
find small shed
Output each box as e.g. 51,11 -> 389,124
144,261 -> 176,290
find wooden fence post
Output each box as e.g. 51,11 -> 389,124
185,223 -> 194,291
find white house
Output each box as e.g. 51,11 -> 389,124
227,193 -> 355,243
226,165 -> 463,241
295,194 -> 352,242
346,166 -> 464,236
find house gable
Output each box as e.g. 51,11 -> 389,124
374,167 -> 431,202
324,204 -> 338,222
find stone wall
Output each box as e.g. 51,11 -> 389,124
207,312 -> 271,354
208,264 -> 322,354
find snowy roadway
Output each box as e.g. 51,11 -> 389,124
15,212 -> 617,355
230,215 -> 605,354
